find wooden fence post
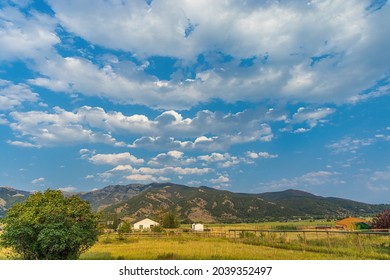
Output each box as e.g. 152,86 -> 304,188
357,233 -> 362,252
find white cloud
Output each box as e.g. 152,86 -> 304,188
328,137 -> 374,154
210,175 -> 230,184
370,168 -> 390,182
375,134 -> 390,142
0,114 -> 8,125
136,166 -> 211,176
246,151 -> 278,160
7,106 -> 274,150
30,55 -> 203,109
29,77 -> 71,92
88,152 -> 144,165
148,150 -> 195,167
0,6 -> 59,61
31,177 -> 45,184
124,174 -> 170,183
124,174 -> 157,182
167,150 -> 184,159
258,171 -> 343,190
366,167 -> 390,192
283,107 -> 336,133
292,107 -> 335,125
7,140 -> 40,148
8,108 -> 128,147
198,153 -> 230,163
96,163 -> 212,184
0,80 -> 39,110
58,186 -> 77,192
24,0 -> 388,109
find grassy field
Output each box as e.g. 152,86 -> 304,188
1,220 -> 389,260
78,235 -> 349,260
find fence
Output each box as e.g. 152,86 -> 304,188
227,229 -> 390,253
117,231 -> 226,239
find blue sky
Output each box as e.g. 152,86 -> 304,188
0,0 -> 389,203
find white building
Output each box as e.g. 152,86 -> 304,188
133,218 -> 159,230
191,223 -> 204,231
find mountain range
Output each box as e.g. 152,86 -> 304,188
1,183 -> 389,222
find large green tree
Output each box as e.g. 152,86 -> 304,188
0,190 -> 98,260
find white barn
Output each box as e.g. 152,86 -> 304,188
133,218 -> 159,230
191,223 -> 204,231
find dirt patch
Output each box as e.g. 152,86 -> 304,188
222,199 -> 234,209
191,197 -> 207,207
187,207 -> 215,223
0,198 -> 6,207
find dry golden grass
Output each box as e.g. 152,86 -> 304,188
79,235 -> 355,260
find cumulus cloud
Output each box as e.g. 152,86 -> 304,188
29,55 -> 203,109
94,163 -> 211,184
7,106 -> 275,150
1,1 -> 385,109
88,152 -> 144,165
0,5 -> 59,61
8,107 -> 129,147
198,153 -> 230,163
148,150 -> 196,167
125,174 -> 159,182
31,177 -> 45,184
210,175 -> 230,184
283,107 -> 336,133
0,80 -> 39,110
246,151 -> 278,159
8,0 -> 379,109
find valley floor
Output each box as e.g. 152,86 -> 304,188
78,232 -> 390,260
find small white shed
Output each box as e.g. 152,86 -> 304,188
191,223 -> 204,231
133,218 -> 159,230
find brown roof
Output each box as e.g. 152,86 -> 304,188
336,217 -> 367,228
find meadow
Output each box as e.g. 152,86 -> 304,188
1,220 -> 389,260
77,228 -> 390,260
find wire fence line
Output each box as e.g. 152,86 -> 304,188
111,228 -> 390,239
226,229 -> 390,254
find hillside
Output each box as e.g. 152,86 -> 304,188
0,187 -> 30,217
1,184 -> 389,222
78,184 -> 149,211
101,183 -> 389,222
103,183 -> 305,222
260,189 -> 388,218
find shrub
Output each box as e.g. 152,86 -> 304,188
372,210 -> 390,229
0,190 -> 98,260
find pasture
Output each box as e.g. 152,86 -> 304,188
1,220 -> 389,260
77,228 -> 390,260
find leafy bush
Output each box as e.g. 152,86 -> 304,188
372,210 -> 390,229
151,225 -> 164,233
0,190 -> 98,259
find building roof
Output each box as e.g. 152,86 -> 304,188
336,217 -> 368,227
133,218 -> 159,225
